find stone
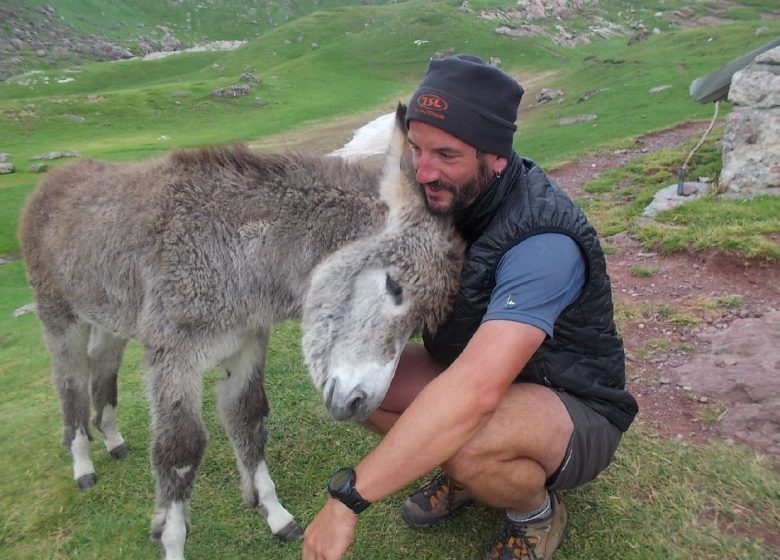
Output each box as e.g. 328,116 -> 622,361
577,88 -> 609,103
728,69 -> 780,109
239,72 -> 260,84
536,88 -> 564,104
559,114 -> 597,126
642,182 -> 713,218
0,163 -> 15,174
720,46 -> 780,197
30,151 -> 80,161
211,84 -> 251,97
160,33 -> 182,52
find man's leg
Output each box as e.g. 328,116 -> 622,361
443,382 -> 572,512
368,344 -> 575,559
366,344 -> 570,510
366,344 -> 572,507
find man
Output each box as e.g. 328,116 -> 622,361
303,54 -> 638,560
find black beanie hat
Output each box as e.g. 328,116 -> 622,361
406,54 -> 525,158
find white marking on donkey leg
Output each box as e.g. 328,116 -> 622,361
99,404 -> 128,459
71,428 -> 96,489
160,501 -> 187,560
253,461 -> 301,540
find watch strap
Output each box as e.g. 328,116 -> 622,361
328,467 -> 371,514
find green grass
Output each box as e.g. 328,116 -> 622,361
629,265 -> 659,278
2,1 -> 779,558
577,129 -> 780,260
1,256 -> 778,559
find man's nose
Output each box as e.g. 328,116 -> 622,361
415,154 -> 439,184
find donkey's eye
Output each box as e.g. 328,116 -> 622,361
385,274 -> 403,305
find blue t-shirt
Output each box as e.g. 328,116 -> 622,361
483,233 -> 586,337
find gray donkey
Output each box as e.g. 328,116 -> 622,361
19,104 -> 463,560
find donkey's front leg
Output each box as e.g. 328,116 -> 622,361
218,329 -> 301,541
147,351 -> 208,560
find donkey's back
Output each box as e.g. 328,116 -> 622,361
21,145 -> 385,342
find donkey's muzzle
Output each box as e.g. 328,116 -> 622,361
324,379 -> 371,422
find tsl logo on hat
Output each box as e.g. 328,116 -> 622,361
416,94 -> 448,120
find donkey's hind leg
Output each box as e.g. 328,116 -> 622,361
217,329 -> 301,541
146,348 -> 208,560
87,326 -> 129,459
39,301 -> 97,490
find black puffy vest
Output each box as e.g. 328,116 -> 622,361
424,154 -> 638,432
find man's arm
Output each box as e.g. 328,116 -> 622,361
303,320 -> 545,559
354,320 -> 545,500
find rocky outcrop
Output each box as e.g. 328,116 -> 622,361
536,88 -> 564,104
720,46 -> 780,197
0,4 -> 133,81
211,84 -> 251,97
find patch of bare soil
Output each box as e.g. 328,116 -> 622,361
549,124 -> 780,458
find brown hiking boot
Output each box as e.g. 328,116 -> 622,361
401,471 -> 472,528
484,491 -> 567,560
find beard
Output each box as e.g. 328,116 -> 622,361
414,155 -> 494,216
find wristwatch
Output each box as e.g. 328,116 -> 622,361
327,467 -> 371,514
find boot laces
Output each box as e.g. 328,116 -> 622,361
493,521 -> 539,560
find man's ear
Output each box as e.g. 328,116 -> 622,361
492,156 -> 508,175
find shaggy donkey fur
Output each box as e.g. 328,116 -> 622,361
19,104 -> 463,560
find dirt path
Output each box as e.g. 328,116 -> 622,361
549,124 -> 780,457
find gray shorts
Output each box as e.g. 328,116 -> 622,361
545,390 -> 623,491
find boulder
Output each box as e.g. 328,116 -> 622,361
642,182 -> 713,218
536,88 -> 564,104
720,46 -> 780,197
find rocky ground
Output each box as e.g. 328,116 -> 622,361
550,123 -> 780,458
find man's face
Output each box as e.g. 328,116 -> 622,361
407,120 -> 500,216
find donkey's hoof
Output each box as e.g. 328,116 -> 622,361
273,520 -> 303,541
109,443 -> 129,459
76,473 -> 97,490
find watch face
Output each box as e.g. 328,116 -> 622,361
330,469 -> 351,490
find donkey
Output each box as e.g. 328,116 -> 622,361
19,103 -> 464,560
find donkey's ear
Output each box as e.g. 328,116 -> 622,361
395,103 -> 408,135
379,102 -> 421,216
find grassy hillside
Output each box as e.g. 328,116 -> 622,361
2,0 -> 400,47
2,1 -> 778,257
1,1 -> 779,559
2,1 -> 778,165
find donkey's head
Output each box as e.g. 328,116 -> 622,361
302,104 -> 464,421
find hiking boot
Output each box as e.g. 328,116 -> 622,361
401,471 -> 472,528
483,491 -> 567,560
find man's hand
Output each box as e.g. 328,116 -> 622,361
302,498 -> 358,560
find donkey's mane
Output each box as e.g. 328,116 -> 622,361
170,143 -> 294,175
168,143 -> 378,184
